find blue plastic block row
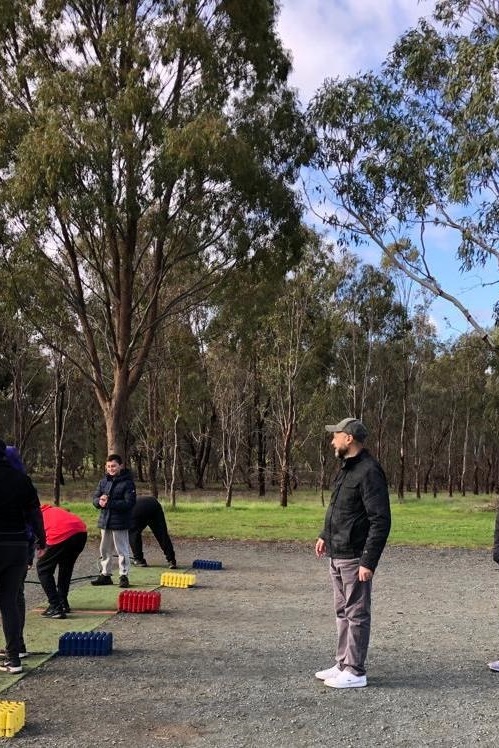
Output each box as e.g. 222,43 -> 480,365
58,631 -> 113,656
192,559 -> 223,570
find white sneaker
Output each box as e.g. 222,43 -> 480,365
324,669 -> 367,689
487,660 -> 499,672
315,664 -> 341,681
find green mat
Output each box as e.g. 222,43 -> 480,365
0,565 -> 174,693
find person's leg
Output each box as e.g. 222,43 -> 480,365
332,557 -> 372,677
18,567 -> 28,653
112,530 -> 131,576
36,545 -> 63,607
329,559 -> 349,670
129,526 -> 145,562
148,504 -> 176,563
56,532 -> 88,603
0,543 -> 29,665
100,530 -> 114,576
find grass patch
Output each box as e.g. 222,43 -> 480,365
42,485 -> 497,549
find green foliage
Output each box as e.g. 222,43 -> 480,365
48,489 -> 496,548
0,0 -> 309,453
307,1 -> 499,339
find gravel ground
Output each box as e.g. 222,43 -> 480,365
5,539 -> 499,747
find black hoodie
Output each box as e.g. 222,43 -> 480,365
0,456 -> 46,547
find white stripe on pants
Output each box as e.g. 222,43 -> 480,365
99,529 -> 131,576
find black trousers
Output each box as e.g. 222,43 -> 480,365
129,503 -> 175,563
0,541 -> 28,662
17,568 -> 28,651
36,532 -> 87,607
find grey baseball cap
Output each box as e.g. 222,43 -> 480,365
325,417 -> 368,442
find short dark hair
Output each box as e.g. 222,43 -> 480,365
106,453 -> 123,464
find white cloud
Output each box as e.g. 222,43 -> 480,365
277,0 -> 496,332
277,0 -> 435,104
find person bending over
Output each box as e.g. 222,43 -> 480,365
130,496 -> 177,569
36,504 -> 87,619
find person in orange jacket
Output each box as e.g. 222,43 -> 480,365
36,504 -> 87,619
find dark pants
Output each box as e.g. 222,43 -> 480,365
17,568 -> 28,652
37,532 -> 87,607
0,541 -> 29,662
330,557 -> 372,677
129,503 -> 175,563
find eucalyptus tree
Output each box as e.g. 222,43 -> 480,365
263,237 -> 345,506
0,0 -> 306,456
0,313 -> 52,458
205,339 -> 250,506
307,0 -> 499,350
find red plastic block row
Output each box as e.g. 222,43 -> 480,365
117,590 -> 161,613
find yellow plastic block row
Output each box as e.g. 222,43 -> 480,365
160,572 -> 196,588
0,701 -> 25,738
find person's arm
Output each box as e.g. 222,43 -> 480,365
359,463 -> 391,572
315,538 -> 326,557
92,480 -> 105,509
23,478 -> 46,551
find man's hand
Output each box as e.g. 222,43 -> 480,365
359,565 -> 373,582
315,538 -> 326,558
99,494 -> 109,507
35,547 -> 47,560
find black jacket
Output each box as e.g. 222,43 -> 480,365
93,469 -> 136,530
0,457 -> 46,548
319,449 -> 391,571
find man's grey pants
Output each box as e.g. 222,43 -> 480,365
329,557 -> 372,676
99,529 -> 131,577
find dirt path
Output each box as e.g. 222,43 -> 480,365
6,540 -> 499,747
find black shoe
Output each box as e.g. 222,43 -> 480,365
0,660 -> 22,674
91,575 -> 113,586
0,649 -> 28,659
132,558 -> 148,567
167,560 -> 177,569
41,605 -> 67,619
62,600 -> 71,614
119,575 -> 130,588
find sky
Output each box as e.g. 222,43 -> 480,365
276,0 -> 497,340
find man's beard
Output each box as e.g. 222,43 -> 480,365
335,445 -> 348,460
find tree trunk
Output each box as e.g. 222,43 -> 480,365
279,464 -> 289,507
53,371 -> 65,507
397,367 -> 408,501
447,402 -> 456,497
460,407 -> 470,496
170,413 -> 180,509
225,482 -> 233,508
255,395 -> 270,497
148,456 -> 159,498
486,456 -> 492,494
146,368 -> 160,498
279,396 -> 294,508
102,395 -> 129,461
319,438 -> 326,507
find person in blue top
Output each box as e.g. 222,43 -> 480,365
91,454 -> 136,589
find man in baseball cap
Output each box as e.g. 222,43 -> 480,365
325,418 -> 368,443
314,416 -> 391,689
